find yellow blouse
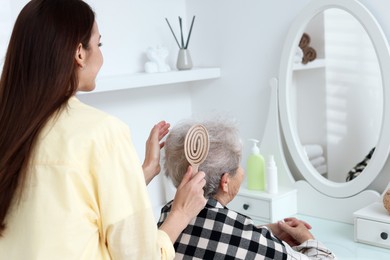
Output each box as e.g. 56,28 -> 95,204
0,97 -> 174,259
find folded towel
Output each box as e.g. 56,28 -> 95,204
315,164 -> 328,175
303,144 -> 323,159
294,47 -> 304,64
310,156 -> 326,168
302,46 -> 317,64
299,33 -> 311,49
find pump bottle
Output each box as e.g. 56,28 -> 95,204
246,139 -> 265,191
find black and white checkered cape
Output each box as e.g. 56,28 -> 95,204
158,198 -> 288,260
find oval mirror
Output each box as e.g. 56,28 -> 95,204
279,0 -> 390,198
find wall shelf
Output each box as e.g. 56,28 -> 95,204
79,67 -> 221,94
293,59 -> 325,71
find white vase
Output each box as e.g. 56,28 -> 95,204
176,48 -> 193,70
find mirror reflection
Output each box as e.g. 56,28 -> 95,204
290,8 -> 383,183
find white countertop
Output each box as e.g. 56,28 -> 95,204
297,214 -> 390,259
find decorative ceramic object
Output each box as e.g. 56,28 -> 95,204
144,46 -> 171,73
176,48 -> 193,70
383,188 -> 390,214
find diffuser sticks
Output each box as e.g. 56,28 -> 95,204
165,16 -> 195,49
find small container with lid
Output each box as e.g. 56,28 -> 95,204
266,154 -> 278,194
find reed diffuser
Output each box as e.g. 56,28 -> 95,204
165,16 -> 195,70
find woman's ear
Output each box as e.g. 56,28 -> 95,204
220,173 -> 230,193
75,43 -> 86,68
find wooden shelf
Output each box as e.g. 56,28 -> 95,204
79,67 -> 221,94
293,59 -> 325,71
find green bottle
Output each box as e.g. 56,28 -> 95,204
246,139 -> 265,191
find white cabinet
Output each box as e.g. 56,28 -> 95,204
354,202 -> 390,249
228,188 -> 297,225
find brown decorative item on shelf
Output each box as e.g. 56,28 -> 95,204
299,32 -> 317,64
302,47 -> 317,64
299,33 -> 310,49
383,188 -> 390,214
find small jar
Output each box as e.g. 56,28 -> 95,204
383,188 -> 390,214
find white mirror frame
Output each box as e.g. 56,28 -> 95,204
279,0 -> 390,198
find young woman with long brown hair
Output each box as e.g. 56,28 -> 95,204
0,0 -> 206,258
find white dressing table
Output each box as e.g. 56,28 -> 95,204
299,214 -> 390,259
354,202 -> 390,250
229,189 -> 390,259
254,0 -> 390,258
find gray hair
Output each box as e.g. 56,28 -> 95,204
164,116 -> 242,198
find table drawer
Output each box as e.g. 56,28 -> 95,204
355,218 -> 390,249
228,195 -> 270,220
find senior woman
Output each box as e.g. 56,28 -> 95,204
158,117 -> 336,259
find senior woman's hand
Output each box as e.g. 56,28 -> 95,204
276,218 -> 315,246
142,121 -> 170,184
266,217 -> 313,246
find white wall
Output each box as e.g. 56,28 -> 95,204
186,0 -> 390,192
3,0 -> 390,217
187,0 -> 312,161
0,0 -> 29,72
84,0 -> 188,76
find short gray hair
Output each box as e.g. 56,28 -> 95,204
164,116 -> 242,198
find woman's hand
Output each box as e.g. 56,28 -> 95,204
159,166 -> 207,243
142,121 -> 170,184
170,166 -> 207,223
267,217 -> 313,246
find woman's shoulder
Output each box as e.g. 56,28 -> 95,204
66,97 -> 128,131
46,97 -> 130,143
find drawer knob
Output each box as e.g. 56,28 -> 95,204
243,204 -> 249,210
380,232 -> 388,240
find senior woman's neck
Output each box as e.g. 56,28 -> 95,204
213,193 -> 231,207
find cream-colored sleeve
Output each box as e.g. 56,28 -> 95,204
157,230 -> 176,259
106,216 -> 175,260
90,118 -> 174,259
284,239 -> 336,260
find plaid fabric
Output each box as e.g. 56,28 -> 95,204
158,198 -> 287,260
346,147 -> 375,181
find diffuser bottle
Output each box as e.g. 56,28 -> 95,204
266,155 -> 278,194
246,139 -> 265,191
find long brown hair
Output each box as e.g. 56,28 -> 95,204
0,0 -> 95,236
